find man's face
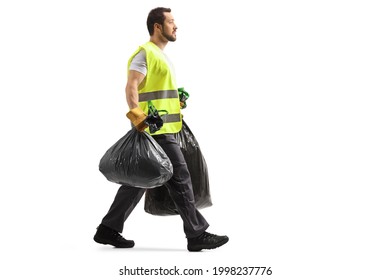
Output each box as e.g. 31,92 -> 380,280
161,12 -> 177,42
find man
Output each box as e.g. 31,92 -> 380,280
94,7 -> 228,252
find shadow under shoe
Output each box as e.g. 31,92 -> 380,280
93,224 -> 135,248
187,232 -> 229,252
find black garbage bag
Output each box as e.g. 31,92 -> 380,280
144,120 -> 212,215
99,129 -> 173,188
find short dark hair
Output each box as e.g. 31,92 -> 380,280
147,7 -> 171,36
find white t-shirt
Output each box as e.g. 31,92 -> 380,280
129,49 -> 175,77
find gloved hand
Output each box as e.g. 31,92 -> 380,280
126,107 -> 148,131
178,87 -> 189,109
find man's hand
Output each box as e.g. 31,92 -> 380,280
178,87 -> 189,109
126,107 -> 148,131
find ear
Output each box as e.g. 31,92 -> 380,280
154,23 -> 162,33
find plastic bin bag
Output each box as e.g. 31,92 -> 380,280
144,120 -> 212,215
99,129 -> 173,188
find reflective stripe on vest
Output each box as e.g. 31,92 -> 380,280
139,90 -> 179,102
161,113 -> 181,123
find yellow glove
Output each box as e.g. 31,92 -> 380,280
126,107 -> 148,131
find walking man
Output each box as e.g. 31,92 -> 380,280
94,7 -> 229,252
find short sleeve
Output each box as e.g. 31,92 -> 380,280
129,49 -> 147,76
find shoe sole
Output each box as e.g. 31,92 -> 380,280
187,237 -> 229,252
94,235 -> 135,248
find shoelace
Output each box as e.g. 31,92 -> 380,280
113,231 -> 127,241
200,232 -> 217,239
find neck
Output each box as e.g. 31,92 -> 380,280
150,37 -> 168,50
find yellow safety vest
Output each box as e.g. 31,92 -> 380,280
127,42 -> 182,135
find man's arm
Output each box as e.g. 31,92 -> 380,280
125,70 -> 148,131
126,70 -> 145,109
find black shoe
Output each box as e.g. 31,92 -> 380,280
187,232 -> 229,252
93,224 -> 135,248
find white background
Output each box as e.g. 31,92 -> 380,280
1,0 -> 389,279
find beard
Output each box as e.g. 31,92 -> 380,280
162,27 -> 176,42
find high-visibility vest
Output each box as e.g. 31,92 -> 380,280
127,41 -> 182,135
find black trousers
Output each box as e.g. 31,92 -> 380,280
101,133 -> 209,238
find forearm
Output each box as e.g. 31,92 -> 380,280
126,70 -> 145,110
126,84 -> 139,110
